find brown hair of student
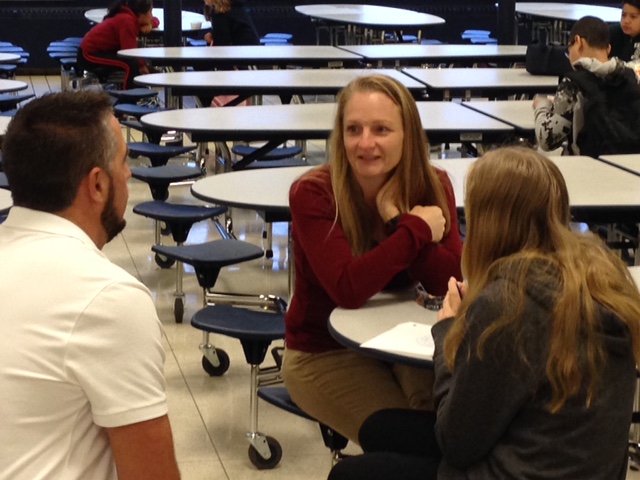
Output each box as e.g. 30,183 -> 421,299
444,146 -> 640,413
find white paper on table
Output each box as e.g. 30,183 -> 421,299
360,322 -> 435,358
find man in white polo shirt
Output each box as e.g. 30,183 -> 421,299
0,91 -> 180,479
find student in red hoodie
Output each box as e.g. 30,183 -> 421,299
79,0 -> 158,89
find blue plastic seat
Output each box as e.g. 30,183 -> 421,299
0,93 -> 34,112
130,164 -> 202,200
128,142 -> 196,168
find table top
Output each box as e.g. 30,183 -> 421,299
330,266 -> 640,367
0,188 -> 12,214
119,45 -> 363,68
433,155 -> 640,223
598,154 -> 640,177
329,289 -> 437,367
141,101 -> 514,144
337,44 -> 527,64
85,8 -> 209,32
403,67 -> 558,95
295,4 -> 445,28
134,68 -> 426,96
462,100 -> 535,132
515,2 -> 621,22
191,166 -> 313,214
0,79 -> 28,94
0,53 -> 19,64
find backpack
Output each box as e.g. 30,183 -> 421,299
564,67 -> 640,157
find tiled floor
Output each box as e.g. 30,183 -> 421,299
10,73 -> 640,479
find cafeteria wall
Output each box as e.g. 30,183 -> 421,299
0,0 -> 621,71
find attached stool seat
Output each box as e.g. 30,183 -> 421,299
134,200 -> 228,271
114,103 -> 163,121
0,93 -> 34,112
129,142 -> 197,168
192,305 -> 287,469
151,239 -> 265,322
257,386 -> 349,467
131,164 -> 202,200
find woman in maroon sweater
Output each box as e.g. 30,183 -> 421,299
79,0 -> 158,89
283,74 -> 463,444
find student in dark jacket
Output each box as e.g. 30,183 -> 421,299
78,0 -> 158,89
202,0 -> 259,46
610,0 -> 640,62
328,146 -> 640,480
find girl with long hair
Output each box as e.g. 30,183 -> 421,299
282,74 -> 463,444
330,146 -> 640,479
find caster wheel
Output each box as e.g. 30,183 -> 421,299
248,436 -> 282,470
154,252 -> 176,269
265,249 -> 274,259
160,222 -> 171,236
201,350 -> 230,376
173,297 -> 184,323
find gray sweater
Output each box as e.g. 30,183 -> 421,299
431,264 -> 635,479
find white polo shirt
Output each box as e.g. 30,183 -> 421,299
0,207 -> 168,480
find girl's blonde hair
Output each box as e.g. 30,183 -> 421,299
444,146 -> 640,412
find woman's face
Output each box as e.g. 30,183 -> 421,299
343,91 -> 404,189
621,3 -> 640,37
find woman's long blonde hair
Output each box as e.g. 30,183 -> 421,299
444,146 -> 640,412
318,74 -> 450,256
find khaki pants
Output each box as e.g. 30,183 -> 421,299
282,348 -> 434,444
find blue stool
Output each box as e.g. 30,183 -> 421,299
114,103 -> 163,121
191,304 -> 287,469
129,142 -> 197,167
257,386 -> 349,467
134,203 -> 230,321
231,144 -> 303,163
130,164 -> 203,201
0,93 -> 34,112
151,239 -> 267,323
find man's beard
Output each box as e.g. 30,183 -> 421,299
101,174 -> 126,243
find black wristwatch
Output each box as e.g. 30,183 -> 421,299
386,214 -> 401,231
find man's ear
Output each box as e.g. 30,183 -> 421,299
85,167 -> 110,205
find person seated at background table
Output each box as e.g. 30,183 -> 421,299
533,15 -> 640,157
0,91 -> 181,479
78,0 -> 159,89
202,0 -> 259,46
282,74 -> 463,444
328,146 -> 640,480
610,0 -> 640,63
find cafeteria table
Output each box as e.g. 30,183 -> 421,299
403,67 -> 558,100
140,102 -> 515,170
0,79 -> 28,94
119,45 -> 364,70
461,100 -> 535,139
295,4 -> 445,45
337,44 -> 527,67
134,68 -> 427,107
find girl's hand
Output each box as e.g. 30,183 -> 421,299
437,277 -> 465,321
204,32 -> 214,46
